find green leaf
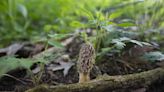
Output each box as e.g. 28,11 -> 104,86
141,42 -> 151,46
17,4 -> 28,18
117,22 -> 135,27
109,12 -> 122,19
48,40 -> 64,48
101,47 -> 112,52
112,39 -> 126,49
111,37 -> 151,49
44,25 -> 52,32
48,34 -> 70,40
160,22 -> 164,27
130,40 -> 143,47
70,21 -> 84,28
0,56 -> 35,78
119,37 -> 131,41
142,51 -> 164,62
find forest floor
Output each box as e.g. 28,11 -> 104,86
0,32 -> 163,92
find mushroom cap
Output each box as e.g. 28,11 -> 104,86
77,43 -> 95,74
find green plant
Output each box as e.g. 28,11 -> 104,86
0,56 -> 36,78
142,51 -> 164,62
0,0 -> 30,47
0,55 -> 50,86
82,9 -> 151,61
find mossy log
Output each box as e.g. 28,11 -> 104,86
26,68 -> 164,92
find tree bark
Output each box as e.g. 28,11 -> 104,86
26,68 -> 164,92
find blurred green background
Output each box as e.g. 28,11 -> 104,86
0,0 -> 163,48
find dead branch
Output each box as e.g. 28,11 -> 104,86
26,68 -> 164,92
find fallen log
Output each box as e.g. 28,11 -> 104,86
26,68 -> 164,92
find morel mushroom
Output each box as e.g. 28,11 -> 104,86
77,42 -> 95,83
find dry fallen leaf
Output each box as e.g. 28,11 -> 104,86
7,43 -> 24,55
47,55 -> 75,76
48,61 -> 75,76
0,43 -> 24,56
32,66 -> 41,74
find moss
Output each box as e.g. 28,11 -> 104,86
26,85 -> 51,92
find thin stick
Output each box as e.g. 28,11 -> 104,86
2,74 -> 27,85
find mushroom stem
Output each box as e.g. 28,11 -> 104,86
79,73 -> 90,83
